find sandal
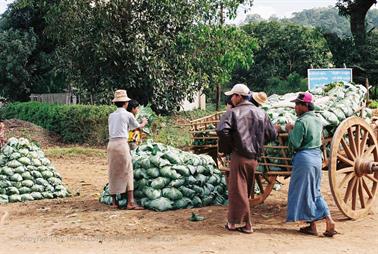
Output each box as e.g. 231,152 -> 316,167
236,226 -> 253,234
323,230 -> 339,237
299,226 -> 318,236
224,224 -> 238,232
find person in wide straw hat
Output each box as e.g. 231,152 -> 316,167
250,92 -> 268,107
217,83 -> 279,234
107,89 -> 147,210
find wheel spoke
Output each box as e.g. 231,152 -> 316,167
337,153 -> 354,166
337,167 -> 354,174
344,176 -> 357,203
339,172 -> 355,189
358,178 -> 365,209
362,145 -> 376,159
359,129 -> 369,156
341,138 -> 355,161
355,125 -> 361,156
352,177 -> 359,210
348,127 -> 358,157
361,177 -> 374,199
365,174 -> 378,184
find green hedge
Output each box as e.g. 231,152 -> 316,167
0,102 -> 114,145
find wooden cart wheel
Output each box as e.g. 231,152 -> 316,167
250,174 -> 277,205
329,116 -> 378,219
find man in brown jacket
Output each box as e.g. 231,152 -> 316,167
217,83 -> 278,234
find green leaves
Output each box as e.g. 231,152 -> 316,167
231,21 -> 332,94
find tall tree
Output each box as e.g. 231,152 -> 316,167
46,0 -> 254,113
336,0 -> 377,47
0,0 -> 64,101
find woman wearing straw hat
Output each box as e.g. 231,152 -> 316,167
249,92 -> 268,107
107,89 -> 147,209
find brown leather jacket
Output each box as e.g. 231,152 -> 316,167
216,100 -> 277,159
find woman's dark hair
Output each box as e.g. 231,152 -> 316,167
127,99 -> 140,112
114,101 -> 126,108
249,96 -> 259,107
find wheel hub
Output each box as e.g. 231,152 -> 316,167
354,159 -> 378,176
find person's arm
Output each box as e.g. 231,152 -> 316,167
128,114 -> 142,131
216,111 -> 233,154
287,121 -> 304,150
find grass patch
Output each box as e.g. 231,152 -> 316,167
368,100 -> 378,109
150,116 -> 192,149
45,146 -> 106,158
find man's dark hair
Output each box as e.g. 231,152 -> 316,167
296,101 -> 314,111
225,96 -> 232,105
127,99 -> 140,112
114,101 -> 126,108
242,95 -> 249,100
308,102 -> 314,111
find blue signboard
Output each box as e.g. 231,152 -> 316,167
307,68 -> 352,90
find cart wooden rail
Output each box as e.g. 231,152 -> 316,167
189,111 -> 378,220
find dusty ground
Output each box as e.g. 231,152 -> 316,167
0,148 -> 377,254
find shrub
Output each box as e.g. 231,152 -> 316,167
0,102 -> 113,145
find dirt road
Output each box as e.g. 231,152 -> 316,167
0,152 -> 377,254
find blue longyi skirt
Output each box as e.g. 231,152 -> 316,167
287,148 -> 330,222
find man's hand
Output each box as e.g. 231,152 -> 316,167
285,122 -> 294,133
274,124 -> 281,133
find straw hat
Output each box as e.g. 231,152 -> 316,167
112,89 -> 131,102
252,92 -> 268,105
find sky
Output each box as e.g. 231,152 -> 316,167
0,0 -> 377,21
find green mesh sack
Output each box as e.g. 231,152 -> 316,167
146,197 -> 173,211
143,187 -> 161,200
147,167 -> 160,178
168,178 -> 186,188
174,198 -> 193,209
178,186 -> 196,198
9,194 -> 22,202
150,177 -> 170,189
192,196 -> 203,207
172,165 -> 190,176
162,187 -> 183,201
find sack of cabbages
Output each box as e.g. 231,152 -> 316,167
0,137 -> 70,204
100,142 -> 228,211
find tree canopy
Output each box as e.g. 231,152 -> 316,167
231,21 -> 332,94
43,0 -> 255,113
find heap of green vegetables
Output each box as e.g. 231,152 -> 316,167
0,138 -> 70,204
100,141 -> 228,211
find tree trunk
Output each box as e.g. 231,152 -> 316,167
348,0 -> 376,48
216,4 -> 225,111
216,84 -> 220,111
350,8 -> 369,48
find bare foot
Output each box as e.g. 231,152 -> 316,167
126,203 -> 144,210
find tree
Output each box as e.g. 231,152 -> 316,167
231,21 -> 332,93
177,25 -> 256,109
46,0 -> 254,113
0,28 -> 37,100
336,0 -> 377,47
0,0 -> 64,101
